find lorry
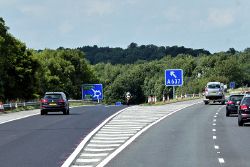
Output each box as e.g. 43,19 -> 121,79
204,82 -> 226,105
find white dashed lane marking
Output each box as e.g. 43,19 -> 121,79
214,145 -> 219,149
212,105 -> 226,165
218,158 -> 225,164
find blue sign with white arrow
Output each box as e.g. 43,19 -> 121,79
165,69 -> 183,86
82,84 -> 103,100
230,82 -> 235,89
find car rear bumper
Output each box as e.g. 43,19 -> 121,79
226,106 -> 238,113
205,95 -> 224,100
41,105 -> 67,112
239,113 -> 250,122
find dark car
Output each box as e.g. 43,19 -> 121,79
40,92 -> 69,115
226,94 -> 244,117
238,94 -> 250,126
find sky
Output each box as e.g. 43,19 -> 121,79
1,0 -> 250,53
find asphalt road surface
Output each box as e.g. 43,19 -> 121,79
0,105 -> 125,167
106,103 -> 250,167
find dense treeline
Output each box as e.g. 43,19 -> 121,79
78,43 -> 211,64
0,18 -> 39,100
93,52 -> 250,104
1,17 -> 250,104
0,18 -> 97,101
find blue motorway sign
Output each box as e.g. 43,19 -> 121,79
165,69 -> 183,86
82,84 -> 103,100
230,82 -> 235,89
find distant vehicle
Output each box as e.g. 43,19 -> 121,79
238,94 -> 250,126
226,94 -> 244,117
204,82 -> 225,105
40,92 -> 69,115
244,91 -> 250,95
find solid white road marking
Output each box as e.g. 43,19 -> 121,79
84,148 -> 115,152
96,103 -> 197,167
71,165 -> 93,167
218,158 -> 225,163
214,145 -> 219,149
88,143 -> 120,147
93,136 -> 129,140
90,140 -> 125,143
98,131 -> 136,134
100,128 -> 141,131
61,107 -> 128,167
76,158 -> 101,163
80,153 -> 108,157
95,133 -> 134,137
104,125 -> 143,128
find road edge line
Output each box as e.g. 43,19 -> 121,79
0,110 -> 40,125
61,107 -> 129,167
96,102 -> 199,167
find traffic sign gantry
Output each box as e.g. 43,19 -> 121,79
82,84 -> 103,100
165,69 -> 183,86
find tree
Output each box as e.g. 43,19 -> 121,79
0,17 -> 39,101
34,49 -> 98,99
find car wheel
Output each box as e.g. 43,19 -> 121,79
63,109 -> 67,115
238,117 -> 244,126
204,101 -> 209,105
40,110 -> 44,115
226,110 -> 230,117
221,101 -> 225,105
67,108 -> 70,115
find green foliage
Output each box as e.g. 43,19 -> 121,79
1,17 -> 250,105
93,52 -> 250,104
0,17 -> 39,101
34,49 -> 98,99
78,43 -> 211,64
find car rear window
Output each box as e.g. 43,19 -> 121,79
207,84 -> 220,89
242,97 -> 250,105
44,94 -> 62,99
230,95 -> 244,101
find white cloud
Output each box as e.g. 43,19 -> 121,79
207,9 -> 235,27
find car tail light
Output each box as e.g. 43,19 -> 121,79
227,101 -> 234,105
240,105 -> 249,110
40,99 -> 48,103
58,99 -> 65,103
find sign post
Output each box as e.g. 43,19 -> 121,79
165,69 -> 183,99
82,84 -> 103,102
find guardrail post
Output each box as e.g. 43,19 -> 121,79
0,102 -> 4,112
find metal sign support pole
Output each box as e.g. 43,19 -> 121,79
173,86 -> 175,99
